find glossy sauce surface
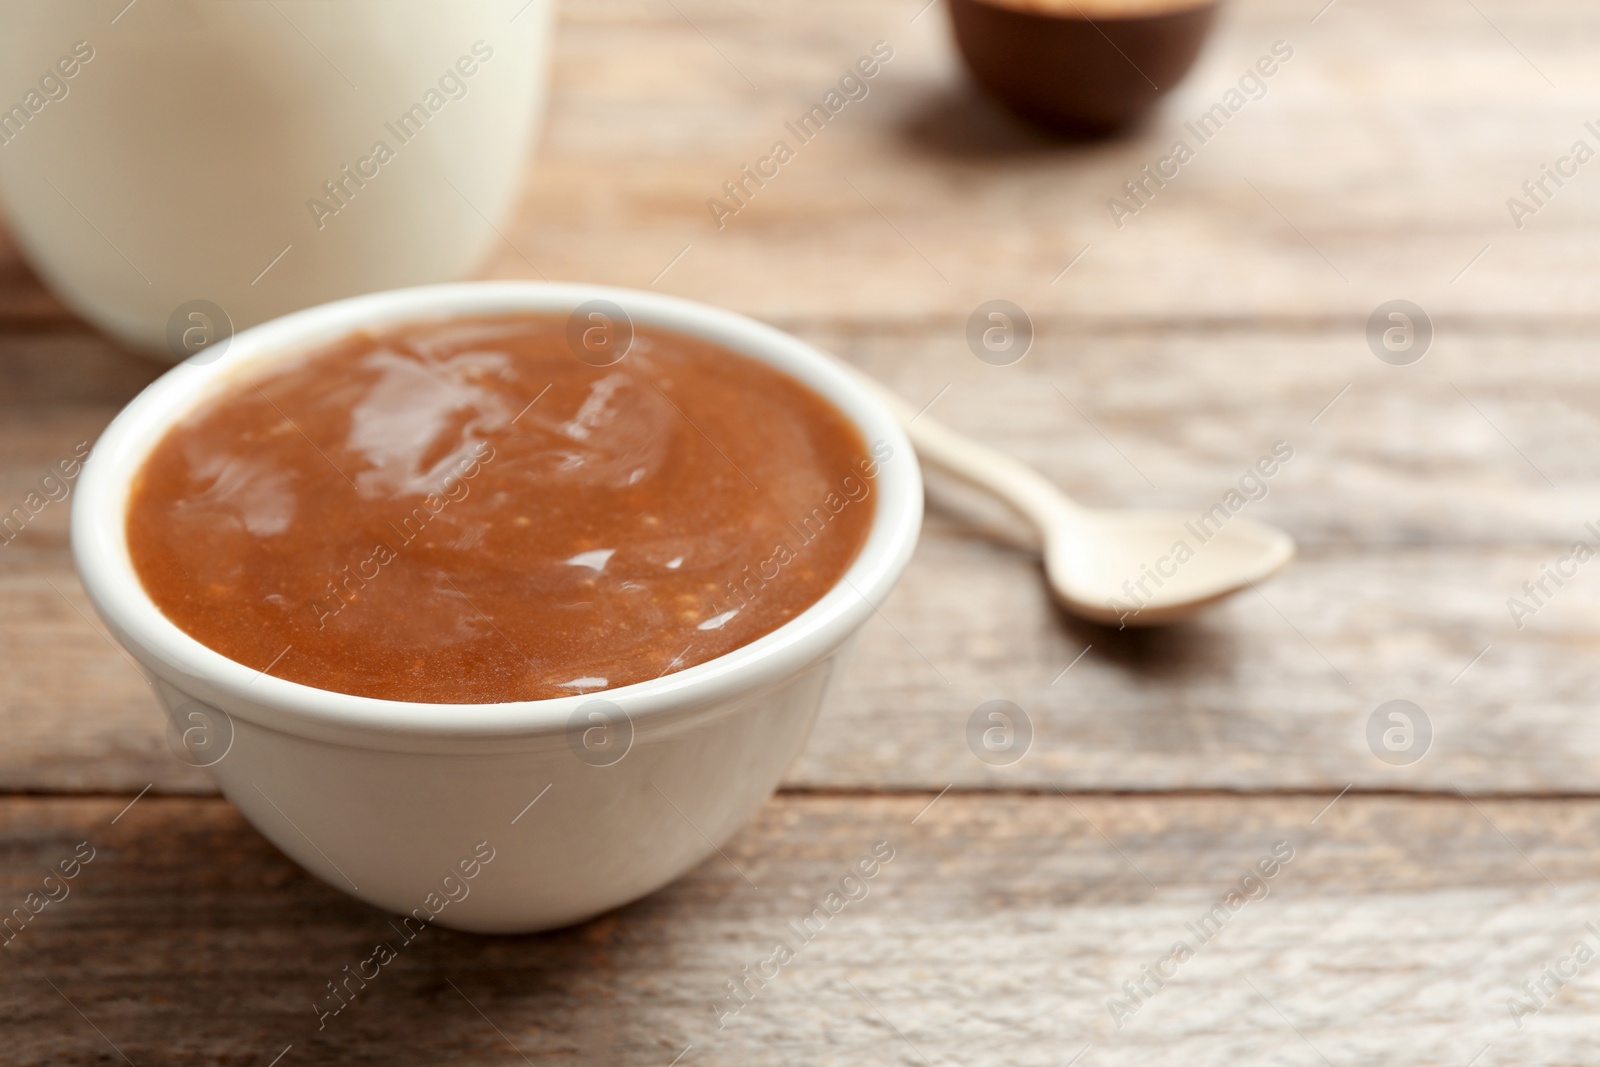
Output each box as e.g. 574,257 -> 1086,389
127,315 -> 881,703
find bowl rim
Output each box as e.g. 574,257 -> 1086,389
71,282 -> 923,746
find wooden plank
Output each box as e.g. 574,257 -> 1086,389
16,536 -> 1600,796
13,319 -> 1600,547
493,0 -> 1600,326
809,319 -> 1600,545
4,322 -> 1599,794
3,792 -> 1598,1065
1,0 -> 1597,330
15,531 -> 1587,796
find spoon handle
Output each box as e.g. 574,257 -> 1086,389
849,369 -> 1085,533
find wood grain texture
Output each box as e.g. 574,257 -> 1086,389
4,324 -> 1599,793
1,0 -> 1596,329
15,535 -> 1600,795
459,0 -> 1600,326
5,792 -> 1600,1066
5,0 -> 1599,1062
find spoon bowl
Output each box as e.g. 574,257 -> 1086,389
1046,509 -> 1294,627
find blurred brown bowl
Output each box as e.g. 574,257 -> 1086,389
948,0 -> 1220,137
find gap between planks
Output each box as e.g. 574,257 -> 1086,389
9,786 -> 1600,802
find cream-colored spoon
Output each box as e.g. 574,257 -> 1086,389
861,375 -> 1295,627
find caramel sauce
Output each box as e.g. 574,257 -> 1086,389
127,315 -> 880,703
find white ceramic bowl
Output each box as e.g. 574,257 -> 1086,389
72,282 -> 923,933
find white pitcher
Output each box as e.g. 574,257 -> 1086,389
0,0 -> 553,359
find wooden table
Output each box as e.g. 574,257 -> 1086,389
6,0 -> 1600,1062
